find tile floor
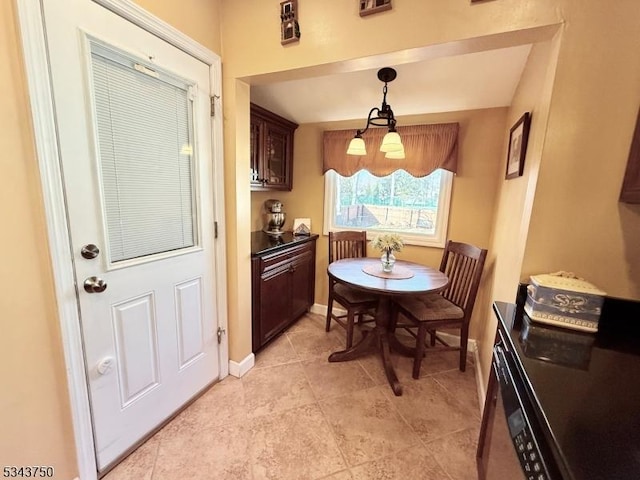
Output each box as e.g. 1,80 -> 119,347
104,312 -> 481,480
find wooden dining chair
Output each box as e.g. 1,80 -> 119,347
326,231 -> 378,348
391,240 -> 487,378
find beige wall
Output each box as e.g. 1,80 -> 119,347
223,0 -> 640,380
521,4 -> 640,296
477,38 -> 561,384
133,0 -> 221,54
4,0 -> 640,475
221,0 -> 564,363
0,1 -> 76,476
1,0 -> 221,477
251,108 -> 507,340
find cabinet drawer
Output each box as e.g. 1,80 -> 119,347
259,242 -> 313,273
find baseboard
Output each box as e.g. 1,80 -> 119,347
228,353 -> 254,378
310,303 -> 327,315
311,302 -> 347,317
428,330 -> 477,352
473,346 -> 486,415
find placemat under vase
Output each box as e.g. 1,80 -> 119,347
362,264 -> 415,279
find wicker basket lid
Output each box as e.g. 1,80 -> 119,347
530,271 -> 606,296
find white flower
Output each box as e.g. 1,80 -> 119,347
370,233 -> 404,254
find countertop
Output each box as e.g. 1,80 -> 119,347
251,230 -> 319,257
494,291 -> 640,480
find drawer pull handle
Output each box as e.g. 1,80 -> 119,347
289,264 -> 296,273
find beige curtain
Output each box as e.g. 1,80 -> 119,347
323,123 -> 459,177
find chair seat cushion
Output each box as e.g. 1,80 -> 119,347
333,283 -> 377,305
396,294 -> 464,321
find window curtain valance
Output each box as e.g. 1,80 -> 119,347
322,123 -> 459,178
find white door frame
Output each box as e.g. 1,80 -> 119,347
16,1 -> 228,478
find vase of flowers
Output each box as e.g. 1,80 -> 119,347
371,233 -> 404,273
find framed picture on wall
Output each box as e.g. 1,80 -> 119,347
506,112 -> 531,179
359,0 -> 392,17
280,0 -> 300,45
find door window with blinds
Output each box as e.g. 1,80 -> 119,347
89,41 -> 198,264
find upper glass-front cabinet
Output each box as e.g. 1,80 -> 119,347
250,103 -> 298,191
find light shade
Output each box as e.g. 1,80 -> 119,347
347,136 -> 367,156
385,146 -> 405,159
380,131 -> 403,153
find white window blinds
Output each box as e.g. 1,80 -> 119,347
90,43 -> 197,263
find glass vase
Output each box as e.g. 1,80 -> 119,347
381,251 -> 396,273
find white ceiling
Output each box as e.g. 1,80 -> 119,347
250,44 -> 532,125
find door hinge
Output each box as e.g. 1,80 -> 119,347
217,326 -> 226,344
210,94 -> 220,117
214,221 -> 218,239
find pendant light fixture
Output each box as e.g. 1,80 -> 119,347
346,67 -> 405,159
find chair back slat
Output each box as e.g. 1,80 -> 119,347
439,240 -> 488,317
329,231 -> 368,263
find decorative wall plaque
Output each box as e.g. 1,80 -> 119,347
359,0 -> 392,17
280,1 -> 300,45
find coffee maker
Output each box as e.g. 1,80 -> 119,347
263,199 -> 286,236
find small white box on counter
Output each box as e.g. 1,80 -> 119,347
524,272 -> 606,333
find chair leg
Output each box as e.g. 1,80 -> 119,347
459,324 -> 469,372
325,293 -> 334,332
429,330 -> 436,347
413,323 -> 428,379
346,309 -> 355,349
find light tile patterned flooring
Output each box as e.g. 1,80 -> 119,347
104,313 -> 481,480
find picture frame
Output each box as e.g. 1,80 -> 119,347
619,106 -> 640,203
506,112 -> 531,179
293,218 -> 311,236
359,0 -> 392,17
280,0 -> 300,45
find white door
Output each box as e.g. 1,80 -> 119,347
42,0 -> 220,470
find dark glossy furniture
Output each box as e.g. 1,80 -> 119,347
250,103 -> 298,192
620,106 -> 640,203
325,231 -> 377,348
478,293 -> 640,480
392,240 -> 487,376
251,231 -> 318,352
327,257 -> 449,396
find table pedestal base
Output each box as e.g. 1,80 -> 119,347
328,297 -> 403,396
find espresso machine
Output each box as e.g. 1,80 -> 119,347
263,199 -> 286,236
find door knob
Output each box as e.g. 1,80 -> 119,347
84,276 -> 107,293
81,244 -> 100,259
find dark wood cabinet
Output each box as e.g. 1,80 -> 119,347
250,103 -> 298,191
251,235 -> 317,352
620,107 -> 640,203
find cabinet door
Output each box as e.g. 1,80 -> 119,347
250,116 -> 263,187
290,251 -> 313,320
264,123 -> 292,190
259,264 -> 292,344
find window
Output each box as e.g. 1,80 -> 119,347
324,168 -> 453,247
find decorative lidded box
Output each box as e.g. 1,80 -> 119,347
524,272 -> 606,333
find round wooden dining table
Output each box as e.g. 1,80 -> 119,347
327,257 -> 449,396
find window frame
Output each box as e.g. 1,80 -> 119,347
323,168 -> 454,248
